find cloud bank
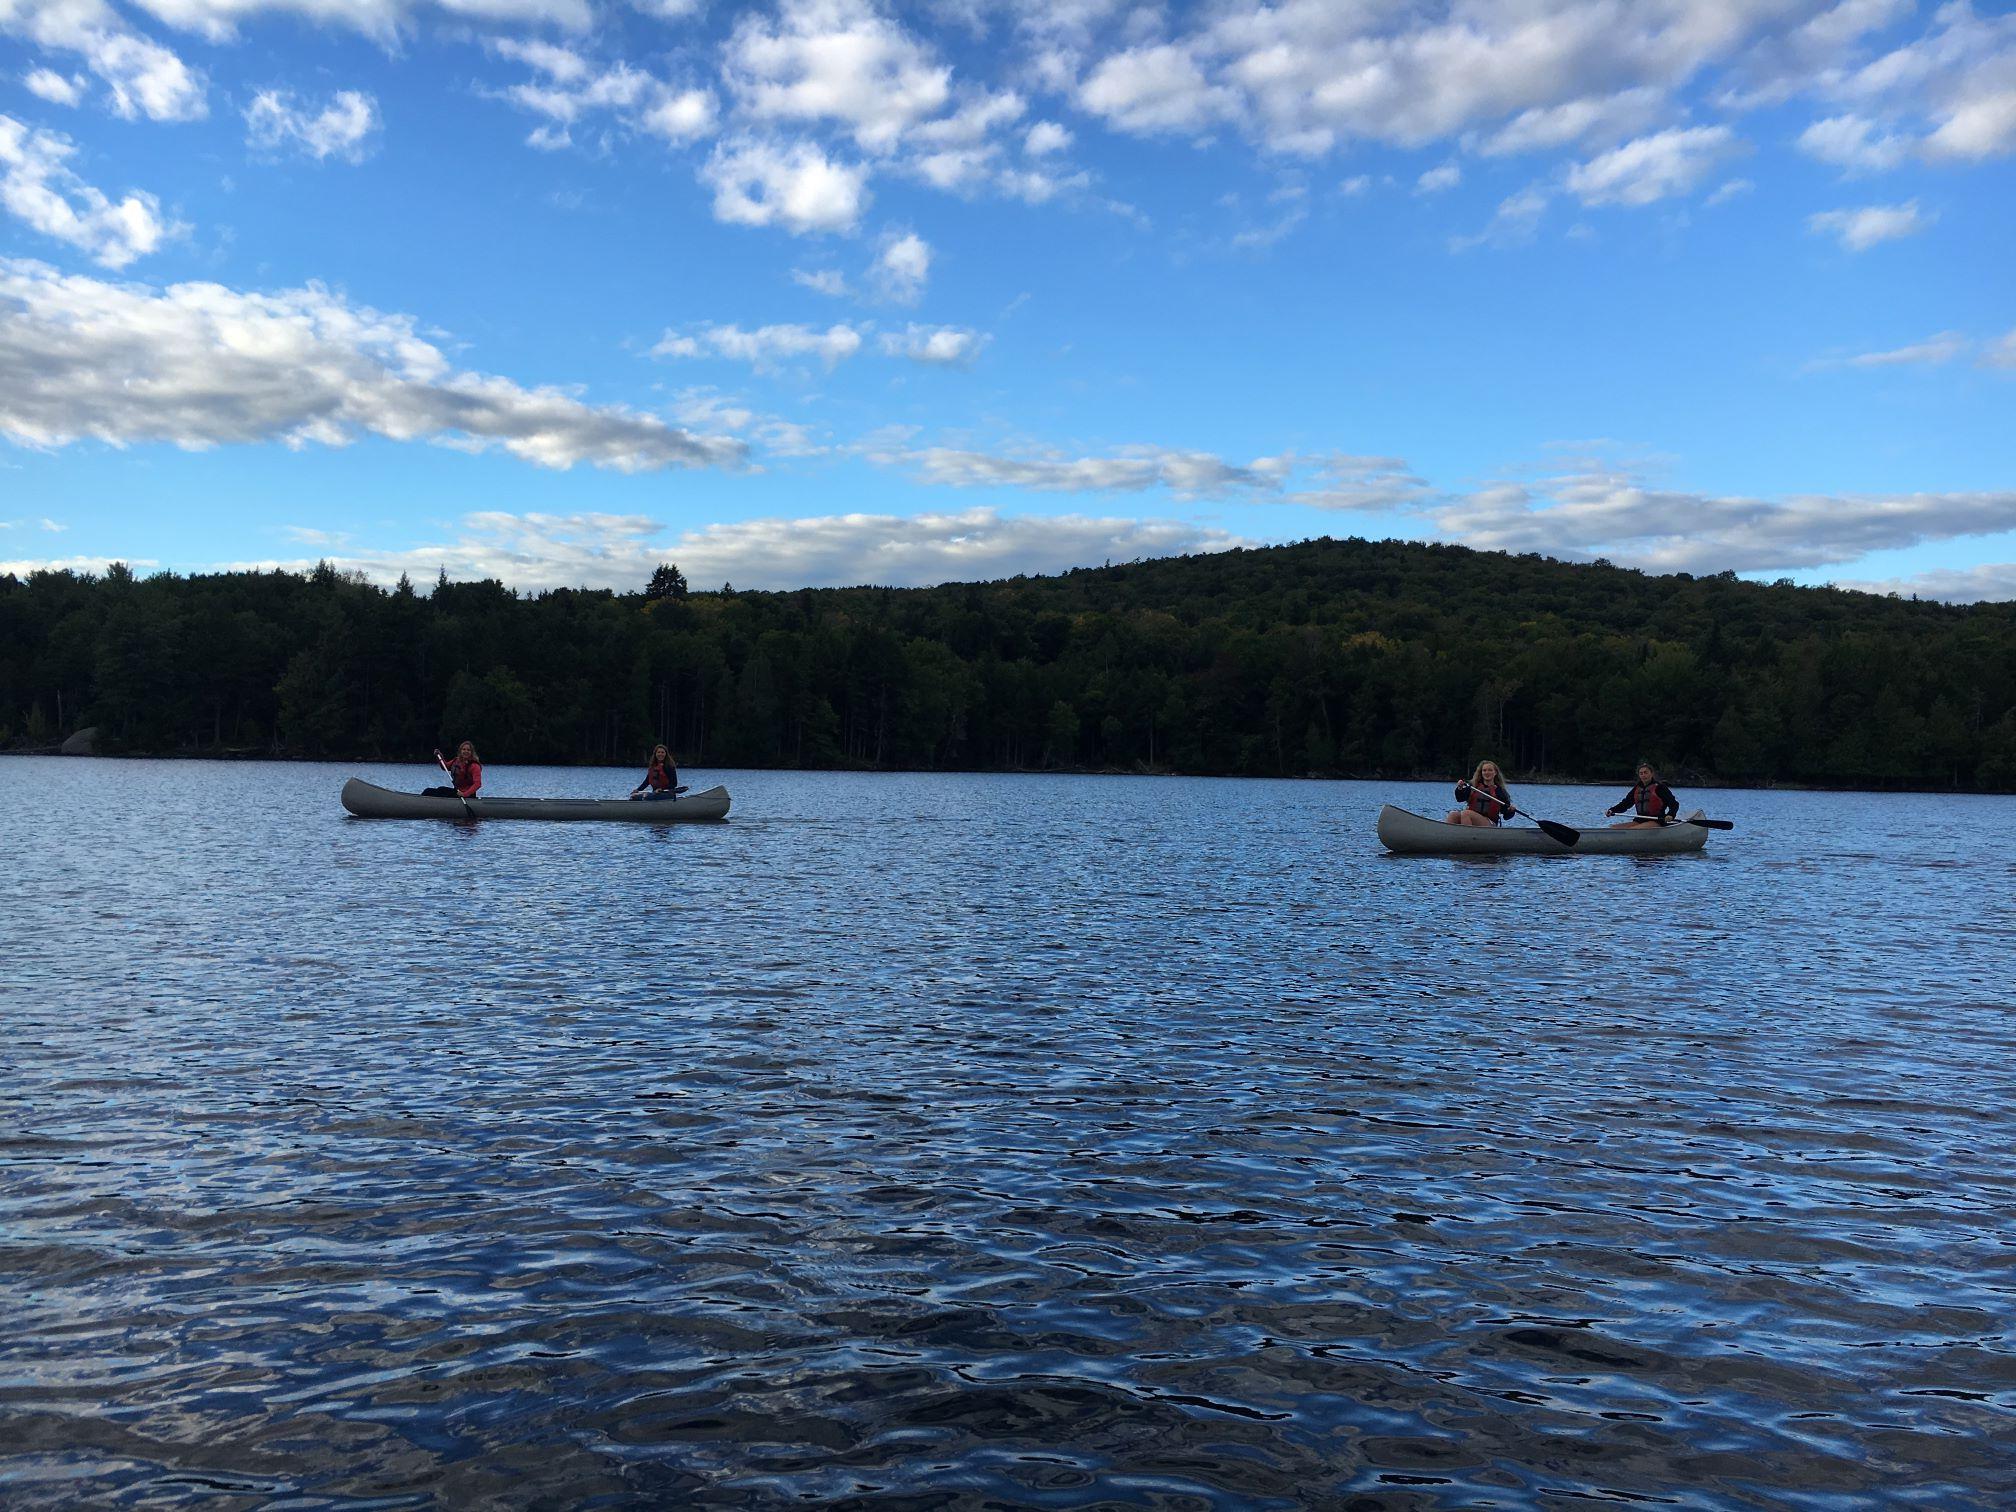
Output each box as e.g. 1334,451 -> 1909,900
0,258 -> 744,472
213,506 -> 1248,593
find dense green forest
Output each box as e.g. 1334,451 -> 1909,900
4,539 -> 2014,789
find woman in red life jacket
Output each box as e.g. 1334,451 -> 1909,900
426,741 -> 482,799
629,743 -> 679,800
1606,761 -> 1679,828
1445,759 -> 1514,827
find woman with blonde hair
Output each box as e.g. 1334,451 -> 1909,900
1445,759 -> 1513,828
425,739 -> 482,799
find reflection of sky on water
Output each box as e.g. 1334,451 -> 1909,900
2,759 -> 2013,1506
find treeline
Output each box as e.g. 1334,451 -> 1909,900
3,540 -> 2015,789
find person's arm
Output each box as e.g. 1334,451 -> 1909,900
1455,782 -> 1471,802
1659,782 -> 1679,817
1497,784 -> 1515,817
462,762 -> 482,797
1605,785 -> 1632,816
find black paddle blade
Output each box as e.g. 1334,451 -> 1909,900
1688,818 -> 1734,829
1537,818 -> 1580,846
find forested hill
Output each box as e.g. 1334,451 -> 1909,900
4,539 -> 2014,789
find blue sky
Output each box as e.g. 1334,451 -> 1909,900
2,0 -> 2012,597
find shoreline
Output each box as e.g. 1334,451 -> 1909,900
5,745 -> 2007,798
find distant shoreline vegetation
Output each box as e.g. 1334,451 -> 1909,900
4,540 -> 2014,792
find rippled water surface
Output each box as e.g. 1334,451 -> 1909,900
3,757 -> 2014,1509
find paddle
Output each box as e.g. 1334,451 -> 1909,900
1655,815 -> 1734,830
1459,782 -> 1579,846
433,748 -> 474,818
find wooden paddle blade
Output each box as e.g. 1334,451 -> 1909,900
1537,819 -> 1580,846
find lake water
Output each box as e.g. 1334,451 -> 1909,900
2,757 -> 2013,1509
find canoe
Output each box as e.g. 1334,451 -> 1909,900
1376,804 -> 1709,856
341,778 -> 730,823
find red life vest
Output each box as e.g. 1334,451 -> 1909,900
449,757 -> 482,796
1631,780 -> 1664,816
1466,783 -> 1509,822
644,760 -> 675,791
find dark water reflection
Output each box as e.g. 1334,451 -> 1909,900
2,758 -> 2013,1508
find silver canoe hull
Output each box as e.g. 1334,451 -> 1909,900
1376,803 -> 1709,855
341,778 -> 731,822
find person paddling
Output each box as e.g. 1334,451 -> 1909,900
1445,759 -> 1513,828
629,743 -> 681,801
426,740 -> 482,800
1606,761 -> 1679,828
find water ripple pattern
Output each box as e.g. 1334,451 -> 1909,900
3,759 -> 2013,1508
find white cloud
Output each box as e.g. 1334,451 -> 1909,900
1451,182 -> 1551,250
23,68 -> 85,107
870,228 -> 930,302
702,136 -> 869,233
1797,112 -> 1909,172
665,385 -> 829,457
1339,173 -> 1371,194
993,163 -> 1090,204
877,323 -> 985,364
1056,0 -> 2008,174
1834,4 -> 2016,163
908,86 -> 1024,149
1079,43 -> 1235,135
1414,161 -> 1461,194
205,506 -> 1248,593
638,87 -> 716,142
791,266 -> 850,296
1566,125 -> 1742,206
1073,1 -> 1818,157
486,41 -> 717,147
1477,87 -> 1664,156
118,0 -> 592,43
652,321 -> 862,369
0,553 -> 160,577
1925,83 -> 2016,160
245,88 -> 380,162
1227,204 -> 1306,251
0,115 -> 178,267
0,258 -> 744,472
281,524 -> 348,546
1,0 -> 206,121
1426,465 -> 2016,574
1839,563 -> 2016,603
881,442 -> 1292,499
1284,454 -> 1434,511
1807,199 -> 1930,250
724,0 -> 952,152
1982,327 -> 2016,369
489,37 -> 590,85
1024,119 -> 1072,154
1703,176 -> 1753,205
1814,331 -> 1969,368
667,505 -> 1247,588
